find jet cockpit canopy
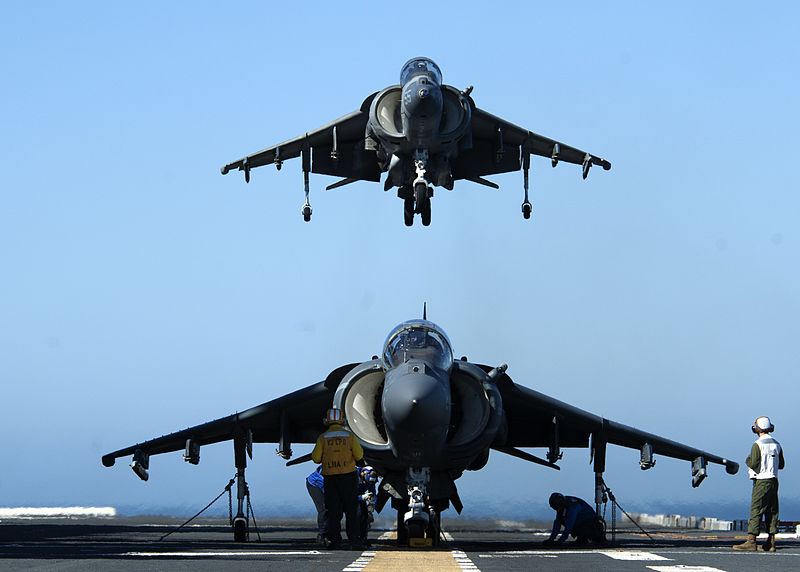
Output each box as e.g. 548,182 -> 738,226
400,58 -> 442,86
382,319 -> 453,372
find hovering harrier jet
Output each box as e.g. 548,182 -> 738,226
221,57 -> 611,226
102,316 -> 736,544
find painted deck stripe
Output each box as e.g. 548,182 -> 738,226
343,550 -> 377,571
357,550 -> 463,570
647,567 -> 725,572
600,550 -> 671,561
343,549 -> 480,571
452,549 -> 480,570
119,550 -> 324,557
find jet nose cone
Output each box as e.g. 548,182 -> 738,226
381,363 -> 450,463
384,370 -> 447,427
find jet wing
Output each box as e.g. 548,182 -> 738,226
451,106 -> 611,180
491,370 -> 738,477
220,95 -> 381,183
101,380 -> 338,468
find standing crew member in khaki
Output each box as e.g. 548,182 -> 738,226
312,408 -> 364,550
733,416 -> 785,552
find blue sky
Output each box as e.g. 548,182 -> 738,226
1,2 -> 797,520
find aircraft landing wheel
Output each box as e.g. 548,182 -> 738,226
233,517 -> 248,542
396,509 -> 409,545
407,521 -> 425,540
413,181 -> 427,209
522,201 -> 532,220
403,198 -> 414,226
302,205 -> 312,222
420,197 -> 431,227
426,510 -> 441,546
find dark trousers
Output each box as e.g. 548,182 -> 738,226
572,517 -> 605,543
323,472 -> 359,544
359,501 -> 370,541
306,481 -> 327,535
748,478 -> 779,535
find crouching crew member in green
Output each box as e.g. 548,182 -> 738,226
312,408 -> 365,550
733,416 -> 785,552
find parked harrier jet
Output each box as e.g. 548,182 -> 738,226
220,57 -> 611,226
102,317 -> 737,544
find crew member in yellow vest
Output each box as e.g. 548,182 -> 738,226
312,407 -> 364,550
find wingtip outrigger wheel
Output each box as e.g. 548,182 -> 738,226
582,153 -> 592,180
301,143 -> 312,222
233,516 -> 248,542
521,151 -> 532,219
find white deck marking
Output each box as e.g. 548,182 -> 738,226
343,550 -> 377,571
451,549 -> 480,571
600,550 -> 671,561
648,567 -> 725,572
377,530 -> 395,540
119,550 -> 324,557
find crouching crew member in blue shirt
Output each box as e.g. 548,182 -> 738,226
543,492 -> 606,546
306,466 -> 328,545
357,465 -> 378,547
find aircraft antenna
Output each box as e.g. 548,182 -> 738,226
423,302 -> 427,320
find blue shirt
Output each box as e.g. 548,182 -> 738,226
549,496 -> 597,542
307,466 -> 324,491
357,467 -> 377,502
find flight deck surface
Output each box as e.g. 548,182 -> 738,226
1,518 -> 798,571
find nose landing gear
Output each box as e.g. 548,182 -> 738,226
399,184 -> 433,226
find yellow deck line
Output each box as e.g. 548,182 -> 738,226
359,550 -> 464,570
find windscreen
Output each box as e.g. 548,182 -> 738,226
382,320 -> 453,371
400,58 -> 442,86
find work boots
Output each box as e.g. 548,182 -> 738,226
732,533 -> 758,551
761,533 -> 776,552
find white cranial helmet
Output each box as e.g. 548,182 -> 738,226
753,416 -> 774,432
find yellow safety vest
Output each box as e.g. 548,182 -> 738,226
311,424 -> 364,476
